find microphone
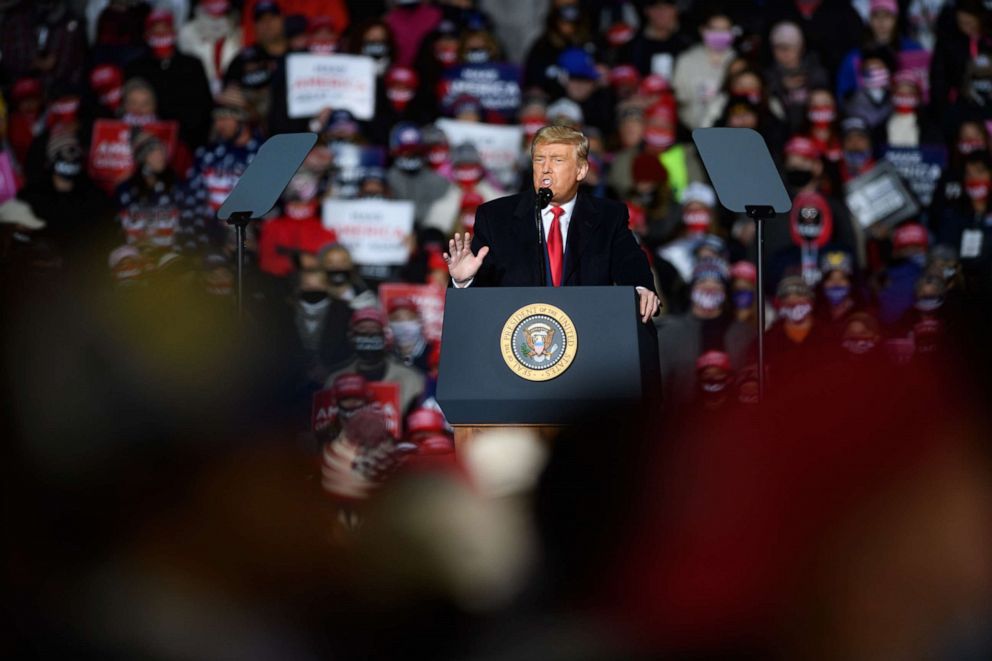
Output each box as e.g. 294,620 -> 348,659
536,187 -> 553,209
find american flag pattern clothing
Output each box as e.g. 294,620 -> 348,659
182,137 -> 260,247
115,178 -> 186,251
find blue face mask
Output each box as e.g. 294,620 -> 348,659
732,289 -> 754,310
824,284 -> 850,306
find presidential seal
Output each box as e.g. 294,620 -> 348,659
500,304 -> 578,381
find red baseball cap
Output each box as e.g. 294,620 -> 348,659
892,222 -> 929,251
407,408 -> 447,435
145,8 -> 174,30
696,350 -> 732,373
349,307 -> 387,328
730,261 -> 757,284
331,373 -> 370,401
784,136 -> 820,161
387,296 -> 418,314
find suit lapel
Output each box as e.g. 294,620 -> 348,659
563,192 -> 595,285
511,190 -> 543,285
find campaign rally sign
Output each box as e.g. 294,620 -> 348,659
88,119 -> 178,192
379,282 -> 446,343
311,381 -> 402,438
322,198 -> 415,265
0,152 -> 17,204
286,53 -> 376,120
367,382 -> 401,439
883,144 -> 947,208
440,63 -> 522,120
845,161 -> 920,229
435,119 -> 524,188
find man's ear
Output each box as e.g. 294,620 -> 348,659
576,159 -> 589,182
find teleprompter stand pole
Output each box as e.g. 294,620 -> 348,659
746,205 -> 774,403
228,211 -> 252,319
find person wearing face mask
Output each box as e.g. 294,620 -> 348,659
387,297 -> 434,371
325,307 -> 427,417
318,242 -> 379,310
125,9 -> 214,149
693,350 -> 734,411
285,264 -> 354,387
764,21 -> 829,134
656,258 -> 732,406
926,244 -> 966,300
838,310 -> 884,366
386,123 -> 456,228
931,120 -> 990,236
724,260 -> 759,370
876,221 -> 931,326
179,0 -> 244,96
672,9 -> 737,130
114,131 -> 185,255
424,143 -> 503,235
765,275 -> 823,372
257,171 -> 337,278
183,86 -> 261,249
937,151 -> 992,295
843,48 -> 897,133
884,71 -> 941,148
18,130 -> 112,267
837,0 -> 925,103
815,250 -> 864,329
801,87 -> 843,164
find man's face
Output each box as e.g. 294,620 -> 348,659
213,115 -> 240,141
532,141 -> 588,204
124,88 -> 155,117
256,13 -> 284,46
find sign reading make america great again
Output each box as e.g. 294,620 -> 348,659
286,53 -> 376,120
440,63 -> 522,119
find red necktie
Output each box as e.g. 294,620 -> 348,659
547,205 -> 564,287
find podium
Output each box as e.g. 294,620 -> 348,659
436,287 -> 658,448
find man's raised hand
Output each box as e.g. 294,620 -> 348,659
443,232 -> 489,285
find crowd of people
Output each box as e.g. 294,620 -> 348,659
4,1 -> 992,659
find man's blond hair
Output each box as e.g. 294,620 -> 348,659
531,124 -> 589,164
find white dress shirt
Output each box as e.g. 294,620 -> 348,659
453,195 -> 577,288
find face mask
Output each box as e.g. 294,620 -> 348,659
427,145 -> 449,167
785,168 -> 814,188
354,333 -> 386,359
844,150 -> 870,171
915,295 -> 943,312
148,32 -> 176,59
390,320 -> 423,349
703,29 -> 734,52
700,378 -> 728,393
202,0 -> 230,16
683,209 -> 710,232
797,209 -> 823,239
866,87 -> 887,103
327,270 -> 350,286
862,66 -> 890,90
557,4 -> 581,23
958,139 -> 985,155
892,93 -> 918,113
362,42 -> 389,59
53,158 -> 81,179
241,67 -> 271,89
464,48 -> 490,64
732,289 -> 754,309
453,164 -> 484,184
824,283 -> 850,305
965,177 -> 989,202
779,301 -> 813,323
643,126 -> 675,151
435,42 -> 458,66
842,338 -> 876,355
395,155 -> 423,173
808,105 -> 836,125
285,201 -> 316,219
309,39 -> 337,54
691,287 -> 725,312
300,290 -> 328,304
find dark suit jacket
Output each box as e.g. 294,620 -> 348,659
469,189 -> 656,291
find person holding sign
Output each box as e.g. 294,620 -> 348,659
443,124 -> 660,324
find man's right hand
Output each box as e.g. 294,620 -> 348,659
444,232 -> 489,286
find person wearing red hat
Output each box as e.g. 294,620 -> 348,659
88,64 -> 125,117
6,78 -> 45,167
325,307 -> 426,417
257,171 -> 338,278
423,142 -> 503,235
179,0 -> 244,95
694,349 -> 733,410
124,9 -> 214,149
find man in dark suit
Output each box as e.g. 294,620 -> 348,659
443,124 -> 661,323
